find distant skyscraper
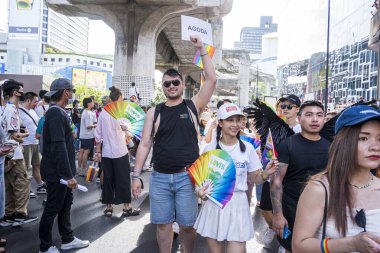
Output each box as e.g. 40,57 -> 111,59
234,16 -> 277,53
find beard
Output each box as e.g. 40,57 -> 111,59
164,89 -> 183,100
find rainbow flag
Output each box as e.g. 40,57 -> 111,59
193,44 -> 215,69
262,129 -> 278,165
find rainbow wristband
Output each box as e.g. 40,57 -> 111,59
321,238 -> 330,253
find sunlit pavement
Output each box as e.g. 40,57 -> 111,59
0,170 -> 279,253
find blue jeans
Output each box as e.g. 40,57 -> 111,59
0,157 -> 5,218
256,183 -> 263,202
149,170 -> 198,226
74,123 -> 81,151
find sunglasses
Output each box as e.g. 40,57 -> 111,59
355,209 -> 366,232
66,89 -> 76,94
163,80 -> 181,88
281,104 -> 296,110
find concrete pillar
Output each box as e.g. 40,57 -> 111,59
238,56 -> 250,107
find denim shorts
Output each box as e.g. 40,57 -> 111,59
150,170 -> 198,227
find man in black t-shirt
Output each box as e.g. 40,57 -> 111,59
131,35 -> 217,253
39,78 -> 89,253
270,101 -> 330,252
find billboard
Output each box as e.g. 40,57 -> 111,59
8,0 -> 41,41
72,68 -> 107,90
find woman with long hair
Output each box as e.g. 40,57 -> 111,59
292,105 -> 380,253
194,103 -> 278,253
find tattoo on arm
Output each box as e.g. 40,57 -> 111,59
270,162 -> 287,214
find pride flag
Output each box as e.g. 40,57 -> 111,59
262,129 -> 278,165
193,44 -> 215,69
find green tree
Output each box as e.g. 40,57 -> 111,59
74,84 -> 107,104
151,83 -> 166,106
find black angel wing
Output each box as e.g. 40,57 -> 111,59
320,100 -> 377,142
249,99 -> 294,152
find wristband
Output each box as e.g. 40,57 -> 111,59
200,52 -> 208,56
260,170 -> 268,181
321,238 -> 330,253
132,175 -> 140,180
95,152 -> 101,154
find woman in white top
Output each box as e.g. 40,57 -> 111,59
194,103 -> 278,253
293,105 -> 380,253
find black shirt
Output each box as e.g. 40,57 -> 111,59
152,101 -> 199,173
71,108 -> 81,125
277,133 -> 330,200
41,106 -> 76,182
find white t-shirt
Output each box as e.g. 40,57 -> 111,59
79,109 -> 96,139
203,139 -> 262,192
19,106 -> 40,145
292,123 -> 302,133
1,103 -> 23,160
35,102 -> 49,118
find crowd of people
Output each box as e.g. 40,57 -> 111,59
0,35 -> 379,253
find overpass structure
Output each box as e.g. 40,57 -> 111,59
45,0 -> 275,106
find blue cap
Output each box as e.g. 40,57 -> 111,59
335,105 -> 380,134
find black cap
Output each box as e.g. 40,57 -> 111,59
279,94 -> 301,107
45,78 -> 73,97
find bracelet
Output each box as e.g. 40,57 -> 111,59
131,175 -> 140,180
95,152 -> 101,154
321,238 -> 330,253
200,52 -> 208,56
260,170 -> 268,181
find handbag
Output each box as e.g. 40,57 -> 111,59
86,162 -> 99,182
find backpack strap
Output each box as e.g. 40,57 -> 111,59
316,180 -> 328,239
152,102 -> 164,138
184,99 -> 200,127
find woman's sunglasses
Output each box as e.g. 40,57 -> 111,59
280,104 -> 296,110
355,209 -> 366,232
163,80 -> 181,88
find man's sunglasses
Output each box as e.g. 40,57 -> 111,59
163,80 -> 181,88
280,104 -> 296,110
66,88 -> 76,93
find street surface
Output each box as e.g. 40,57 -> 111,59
0,170 -> 279,253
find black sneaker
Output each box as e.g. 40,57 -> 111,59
13,214 -> 38,227
30,191 -> 37,198
36,186 -> 47,194
0,215 -> 14,227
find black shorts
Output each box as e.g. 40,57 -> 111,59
259,181 -> 273,211
80,138 -> 94,150
278,196 -> 298,252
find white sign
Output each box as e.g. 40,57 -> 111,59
181,15 -> 213,46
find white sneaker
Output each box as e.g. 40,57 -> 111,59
278,246 -> 286,253
172,222 -> 180,235
262,227 -> 276,244
39,246 -> 60,253
61,237 -> 90,250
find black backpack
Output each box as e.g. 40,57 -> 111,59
152,99 -> 199,137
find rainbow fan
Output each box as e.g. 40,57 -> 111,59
103,101 -> 146,140
240,135 -> 261,150
187,149 -> 236,209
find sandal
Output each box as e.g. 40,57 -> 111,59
122,208 -> 141,217
103,208 -> 113,217
0,239 -> 6,247
0,246 -> 4,253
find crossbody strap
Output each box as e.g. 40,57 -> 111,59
317,180 -> 328,239
19,107 -> 38,127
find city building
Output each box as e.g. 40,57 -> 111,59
277,0 -> 376,106
234,16 -> 277,53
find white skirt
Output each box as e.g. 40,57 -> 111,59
194,191 -> 254,242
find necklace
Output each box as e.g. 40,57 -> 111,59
349,175 -> 374,189
219,141 -> 238,152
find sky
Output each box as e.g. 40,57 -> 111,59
87,0 -> 289,54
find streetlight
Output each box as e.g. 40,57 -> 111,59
324,0 -> 331,112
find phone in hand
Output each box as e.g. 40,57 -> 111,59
283,226 -> 292,239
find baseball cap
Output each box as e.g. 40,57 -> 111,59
45,78 -> 73,97
217,103 -> 244,120
279,94 -> 301,107
335,105 -> 380,134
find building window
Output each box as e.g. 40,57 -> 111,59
43,17 -> 48,22
76,59 -> 80,63
51,58 -> 55,62
43,23 -> 48,28
90,61 -> 94,65
83,60 -> 87,64
58,58 -> 62,62
109,64 -> 113,68
97,62 -> 100,66
66,58 -> 70,62
103,63 -> 107,67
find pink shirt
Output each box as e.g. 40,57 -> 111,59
95,110 -> 128,159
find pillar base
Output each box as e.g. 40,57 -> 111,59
112,75 -> 154,106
